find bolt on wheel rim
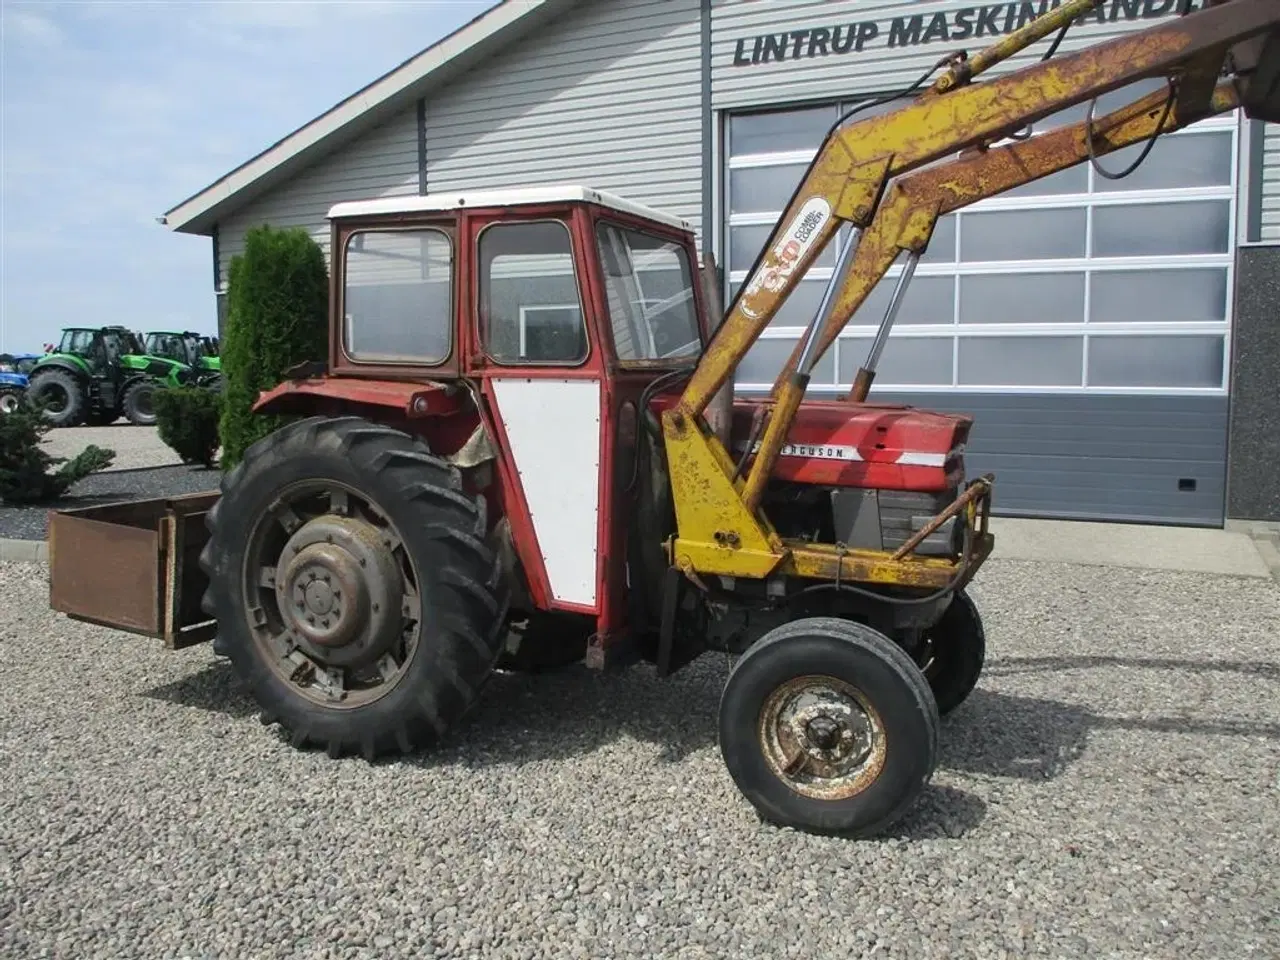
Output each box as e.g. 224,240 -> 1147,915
758,674 -> 887,801
243,480 -> 421,710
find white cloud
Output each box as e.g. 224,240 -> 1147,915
1,7 -> 66,48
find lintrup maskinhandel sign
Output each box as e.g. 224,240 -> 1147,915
730,0 -> 1204,67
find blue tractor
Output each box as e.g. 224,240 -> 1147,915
0,353 -> 41,415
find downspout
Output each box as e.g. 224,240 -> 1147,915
700,0 -> 733,448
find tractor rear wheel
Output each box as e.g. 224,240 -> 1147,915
719,616 -> 940,838
27,369 -> 85,427
199,416 -> 509,760
122,379 -> 157,426
917,590 -> 986,717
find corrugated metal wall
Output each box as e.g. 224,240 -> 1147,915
425,0 -> 704,241
872,392 -> 1230,526
1262,125 -> 1280,240
216,0 -> 705,286
217,108 -> 420,288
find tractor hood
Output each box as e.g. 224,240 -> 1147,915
650,395 -> 971,494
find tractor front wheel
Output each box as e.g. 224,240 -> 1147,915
199,416 -> 509,760
917,590 -> 986,717
0,387 -> 22,415
122,380 -> 157,426
719,617 -> 940,838
26,369 -> 85,427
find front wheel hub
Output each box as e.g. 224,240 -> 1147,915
759,675 -> 886,801
276,515 -> 404,669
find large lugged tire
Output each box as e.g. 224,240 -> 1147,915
199,416 -> 510,760
918,589 -> 986,717
0,386 -> 22,415
122,379 -> 157,426
719,616 -> 940,838
26,368 -> 86,427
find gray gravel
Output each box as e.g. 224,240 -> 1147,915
2,557 -> 1278,959
41,425 -> 184,473
0,465 -> 220,540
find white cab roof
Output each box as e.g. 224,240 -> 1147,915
327,185 -> 692,232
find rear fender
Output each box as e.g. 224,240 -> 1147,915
255,375 -> 518,591
31,357 -> 89,381
252,375 -> 466,421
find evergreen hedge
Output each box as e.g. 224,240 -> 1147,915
219,224 -> 328,470
154,386 -> 223,468
0,399 -> 115,504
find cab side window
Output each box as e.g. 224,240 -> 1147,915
343,228 -> 453,364
478,221 -> 587,364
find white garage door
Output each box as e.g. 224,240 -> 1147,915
723,78 -> 1239,525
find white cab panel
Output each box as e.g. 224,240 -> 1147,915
489,378 -> 602,608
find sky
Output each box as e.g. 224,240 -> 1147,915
1,0 -> 499,355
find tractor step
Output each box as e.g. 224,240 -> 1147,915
48,491 -> 219,649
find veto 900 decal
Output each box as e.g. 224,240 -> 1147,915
739,197 -> 832,320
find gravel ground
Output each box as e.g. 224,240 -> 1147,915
41,425 -> 183,473
2,558 -> 1278,959
0,465 -> 220,540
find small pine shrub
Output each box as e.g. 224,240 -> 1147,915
0,400 -> 115,504
154,386 -> 222,468
220,224 -> 328,469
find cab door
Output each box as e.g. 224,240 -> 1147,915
464,207 -> 609,619
587,216 -> 712,639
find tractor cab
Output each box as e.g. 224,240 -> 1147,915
324,186 -> 708,378
145,331 -> 221,376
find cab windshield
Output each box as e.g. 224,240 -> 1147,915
58,330 -> 96,356
595,222 -> 702,364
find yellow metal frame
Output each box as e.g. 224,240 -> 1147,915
662,0 -> 1276,588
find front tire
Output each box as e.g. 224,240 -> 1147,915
122,379 -> 157,426
719,617 -> 940,838
918,590 -> 986,716
199,416 -> 510,759
0,387 -> 22,415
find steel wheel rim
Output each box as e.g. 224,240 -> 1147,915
0,394 -> 17,414
242,479 -> 422,710
758,674 -> 887,801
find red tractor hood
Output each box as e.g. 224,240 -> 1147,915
652,396 -> 972,493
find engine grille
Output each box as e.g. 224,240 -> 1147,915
831,487 -> 960,557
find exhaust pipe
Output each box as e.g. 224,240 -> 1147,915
700,251 -> 733,449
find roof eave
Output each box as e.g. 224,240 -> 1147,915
161,0 -> 578,236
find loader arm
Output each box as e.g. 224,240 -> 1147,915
785,80 -> 1245,407
661,0 -> 1280,581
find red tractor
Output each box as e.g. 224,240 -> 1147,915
47,0 -> 1280,837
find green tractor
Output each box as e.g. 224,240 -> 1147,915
25,326 -> 199,427
143,330 -> 222,390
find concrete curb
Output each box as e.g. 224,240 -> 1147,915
0,537 -> 47,562
1224,520 -> 1280,584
